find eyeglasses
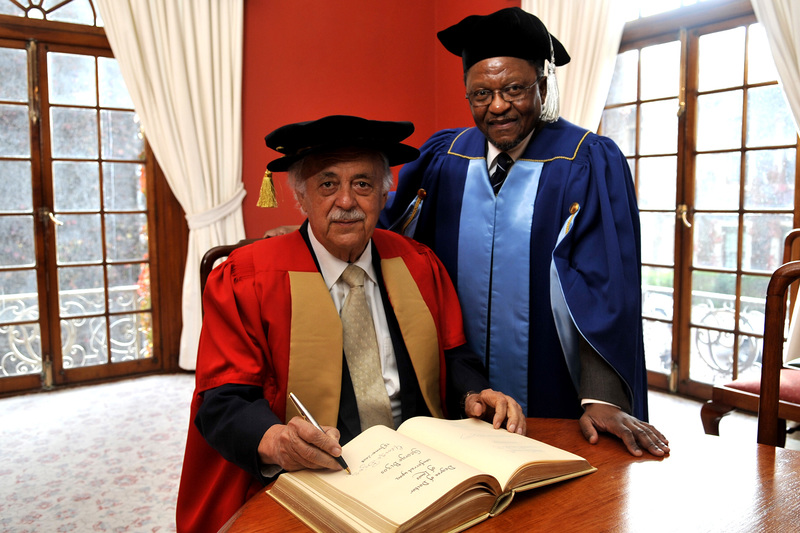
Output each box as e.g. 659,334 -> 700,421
465,78 -> 543,107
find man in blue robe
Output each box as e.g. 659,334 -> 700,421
380,7 -> 669,456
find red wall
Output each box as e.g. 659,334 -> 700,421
241,0 -> 517,237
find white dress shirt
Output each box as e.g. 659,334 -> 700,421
486,130 -> 534,174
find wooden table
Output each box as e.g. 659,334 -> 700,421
220,418 -> 800,532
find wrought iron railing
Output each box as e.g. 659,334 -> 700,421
1,286 -> 152,378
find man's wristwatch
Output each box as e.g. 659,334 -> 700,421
460,390 -> 479,415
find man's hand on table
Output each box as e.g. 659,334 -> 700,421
464,389 -> 527,435
579,403 -> 670,457
258,417 -> 344,471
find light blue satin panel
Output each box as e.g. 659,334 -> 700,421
457,159 -> 542,415
489,161 -> 541,415
550,206 -> 581,391
456,160 -> 496,360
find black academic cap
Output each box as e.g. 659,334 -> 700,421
437,7 -> 570,73
264,115 -> 420,172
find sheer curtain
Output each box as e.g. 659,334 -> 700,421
95,0 -> 246,370
522,0 -> 626,130
750,0 -> 800,361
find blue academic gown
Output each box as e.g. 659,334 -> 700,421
380,119 -> 648,420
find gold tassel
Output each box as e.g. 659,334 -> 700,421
257,168 -> 278,208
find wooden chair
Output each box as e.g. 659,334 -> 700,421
700,231 -> 800,446
200,238 -> 258,302
756,261 -> 800,446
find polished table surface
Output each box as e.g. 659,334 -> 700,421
220,418 -> 800,532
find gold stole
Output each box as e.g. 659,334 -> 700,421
284,259 -> 443,427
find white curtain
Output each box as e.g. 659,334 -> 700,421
522,0 -> 626,130
96,0 -> 246,370
750,0 -> 800,361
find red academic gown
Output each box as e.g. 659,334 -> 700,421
176,229 -> 468,533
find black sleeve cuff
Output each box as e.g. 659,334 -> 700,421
444,344 -> 491,417
194,383 -> 283,482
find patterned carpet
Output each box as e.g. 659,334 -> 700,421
0,373 -> 195,533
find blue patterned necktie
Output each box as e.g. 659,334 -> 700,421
490,152 -> 514,195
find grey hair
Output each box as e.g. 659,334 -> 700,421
287,149 -> 393,210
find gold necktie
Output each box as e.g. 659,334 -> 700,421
340,264 -> 394,431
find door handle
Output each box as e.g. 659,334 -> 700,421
677,204 -> 692,228
47,211 -> 64,226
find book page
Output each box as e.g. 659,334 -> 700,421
295,424 -> 501,528
397,417 -> 590,491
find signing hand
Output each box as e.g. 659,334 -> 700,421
258,417 -> 344,471
579,403 -> 670,457
464,389 -> 527,435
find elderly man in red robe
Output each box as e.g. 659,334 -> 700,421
176,115 -> 525,533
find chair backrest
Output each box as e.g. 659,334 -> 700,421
757,260 -> 800,446
200,238 -> 258,303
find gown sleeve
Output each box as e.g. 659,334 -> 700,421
552,134 -> 647,418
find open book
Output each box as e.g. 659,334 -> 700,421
267,416 -> 596,533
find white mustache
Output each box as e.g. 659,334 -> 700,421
329,208 -> 366,222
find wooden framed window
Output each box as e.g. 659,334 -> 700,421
0,0 -> 187,395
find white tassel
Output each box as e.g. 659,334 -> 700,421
539,33 -> 560,123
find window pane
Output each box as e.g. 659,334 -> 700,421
53,161 -> 100,212
50,107 -> 98,159
0,161 -> 33,212
744,149 -> 795,210
0,269 -> 39,323
108,263 -> 150,312
0,104 -> 31,157
637,156 -> 676,210
641,41 -> 680,100
0,215 -> 35,267
0,323 -> 42,377
110,312 -> 152,362
105,213 -> 149,262
56,214 -> 102,265
747,85 -> 796,148
644,318 -> 672,375
601,105 -> 636,155
748,24 -> 779,84
103,163 -> 147,211
639,99 -> 678,155
695,153 -> 740,210
58,266 -> 105,318
0,47 -> 28,102
693,214 -> 739,270
741,274 -> 768,336
0,2 -> 22,15
62,316 -> 108,368
691,271 -> 737,324
696,91 -> 742,151
47,0 -> 97,26
607,50 -> 638,105
699,27 -> 745,91
742,213 -> 792,272
640,212 -> 675,266
101,110 -> 143,160
642,266 -> 674,320
690,271 -> 740,384
98,57 -> 133,109
48,52 -> 96,106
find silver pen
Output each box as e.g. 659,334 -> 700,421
289,392 -> 351,474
